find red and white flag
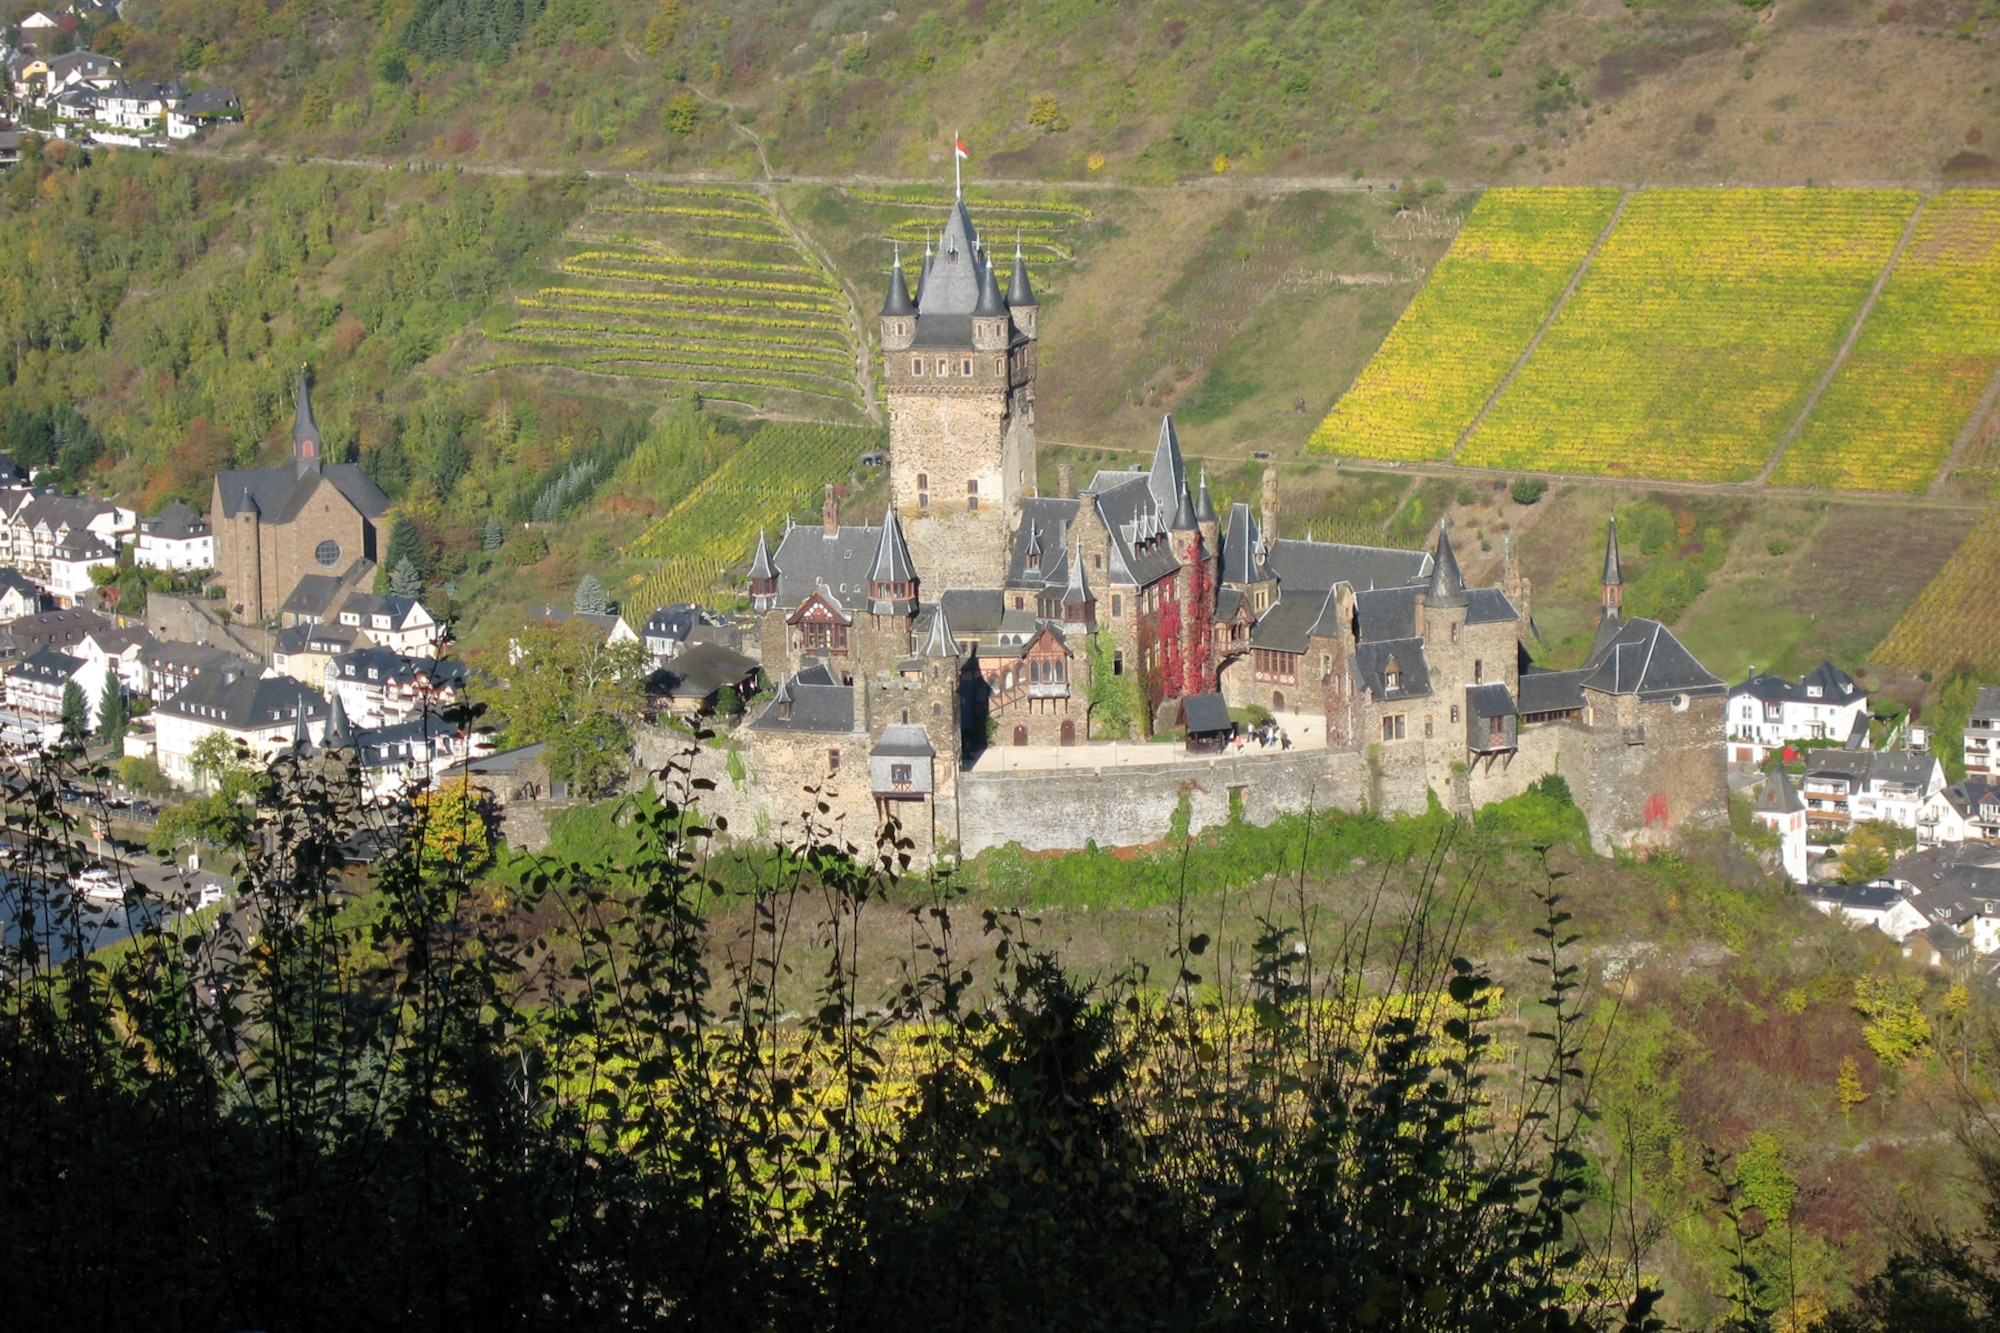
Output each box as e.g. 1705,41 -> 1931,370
954,135 -> 969,160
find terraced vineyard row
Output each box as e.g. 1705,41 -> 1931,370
626,421 -> 884,613
1309,188 -> 1620,462
1775,192 -> 2000,491
1462,189 -> 1917,481
843,185 -> 1089,293
1873,506 -> 2000,677
473,184 -> 865,411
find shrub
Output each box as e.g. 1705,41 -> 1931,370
1510,476 -> 1548,504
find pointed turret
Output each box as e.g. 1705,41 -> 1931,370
1061,536 -> 1095,627
1194,468 -> 1217,524
974,252 -> 1007,318
748,529 -> 779,610
1601,520 -> 1623,620
292,368 -> 321,463
918,201 -> 984,316
881,245 -> 916,318
868,506 -> 917,609
322,690 -> 353,751
291,694 -> 313,756
1147,415 -> 1189,520
1007,234 -> 1038,309
1425,527 -> 1468,610
923,603 -> 961,658
1171,479 -> 1200,533
1757,764 -> 1805,816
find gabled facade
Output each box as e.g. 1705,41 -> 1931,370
136,500 -> 213,571
1725,661 -> 1870,764
213,373 -> 389,623
1966,686 -> 2000,781
154,666 -> 329,786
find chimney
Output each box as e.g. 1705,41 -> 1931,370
1261,467 -> 1280,542
1057,463 -> 1074,500
822,484 -> 839,537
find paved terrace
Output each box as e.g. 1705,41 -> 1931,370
968,711 -> 1328,774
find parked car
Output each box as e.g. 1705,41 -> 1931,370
70,866 -> 122,903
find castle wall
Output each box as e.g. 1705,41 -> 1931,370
955,747 -> 1369,857
889,391 -> 1013,591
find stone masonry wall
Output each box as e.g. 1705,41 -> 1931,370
890,391 -> 1012,590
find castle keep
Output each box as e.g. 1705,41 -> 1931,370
729,188 -> 1729,860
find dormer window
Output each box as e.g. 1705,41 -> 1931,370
1807,686 -> 1823,698
1384,659 -> 1401,691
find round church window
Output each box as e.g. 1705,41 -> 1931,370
315,539 -> 341,567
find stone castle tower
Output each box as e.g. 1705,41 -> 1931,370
878,195 -> 1039,591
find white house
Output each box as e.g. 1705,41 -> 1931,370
1929,778 -> 2000,845
153,667 -> 328,786
324,647 -> 469,729
1800,749 -> 1946,836
166,87 -> 240,139
4,646 -> 106,728
1965,687 -> 2000,781
5,493 -> 132,580
1801,882 -> 1929,942
1750,767 -> 1809,883
334,592 -> 440,654
75,623 -> 152,695
342,704 -> 494,803
47,530 -> 116,606
0,569 -> 49,624
1724,662 -> 1870,764
641,603 -> 729,665
95,79 -> 182,134
135,501 -> 213,571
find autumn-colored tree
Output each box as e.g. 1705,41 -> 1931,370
477,620 -> 646,796
413,779 -> 493,875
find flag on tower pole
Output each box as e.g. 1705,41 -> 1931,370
953,133 -> 968,197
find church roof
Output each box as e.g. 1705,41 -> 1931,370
1579,616 -> 1726,702
214,462 -> 389,525
1602,519 -> 1623,587
292,371 -> 321,452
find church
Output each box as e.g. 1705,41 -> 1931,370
213,374 -> 390,624
734,189 -> 1730,860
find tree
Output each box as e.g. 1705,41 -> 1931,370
96,671 -> 127,756
1510,476 -> 1548,505
1854,975 -> 1932,1067
390,557 -> 424,598
59,679 -> 88,753
482,515 -> 504,551
1836,1056 -> 1867,1117
377,514 -> 423,593
413,779 -> 493,875
477,620 -> 646,796
573,573 -> 609,617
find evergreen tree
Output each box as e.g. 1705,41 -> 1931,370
96,672 -> 127,757
482,515 -> 504,552
377,516 -> 423,593
59,680 -> 88,753
573,574 -> 608,617
390,558 -> 424,598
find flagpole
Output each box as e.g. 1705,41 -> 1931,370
953,130 -> 961,199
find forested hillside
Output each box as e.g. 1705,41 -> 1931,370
28,0 -> 2000,186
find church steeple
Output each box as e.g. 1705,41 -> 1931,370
1601,519 -> 1623,621
292,368 -> 321,465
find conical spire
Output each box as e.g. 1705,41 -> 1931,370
974,249 -> 1008,317
1602,519 -> 1623,588
1171,479 -> 1200,533
748,528 -> 776,580
292,367 -> 321,460
1007,233 -> 1037,308
1063,536 -> 1093,605
1194,468 -> 1217,524
291,693 -> 313,755
881,244 -> 916,317
1758,764 -> 1805,815
1147,415 -> 1188,519
923,603 -> 961,658
1425,526 -> 1468,609
323,690 -> 353,750
918,202 -> 984,316
869,506 -> 916,586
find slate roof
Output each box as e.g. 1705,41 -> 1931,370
281,573 -> 350,622
1728,661 -> 1866,707
1465,682 -> 1517,719
871,723 -> 936,758
1352,639 -> 1431,701
141,500 -> 209,540
1220,503 -> 1269,585
751,661 -> 855,735
1802,749 -> 1940,790
1249,587 -> 1335,654
916,200 -> 984,317
1578,617 -> 1727,702
935,588 -> 1007,637
1517,668 -> 1589,716
881,249 -> 917,317
0,568 -> 43,602
1755,767 -> 1805,816
1971,685 -> 2000,722
144,640 -> 244,674
651,642 -> 757,700
7,647 -> 82,685
3,607 -> 108,655
177,88 -> 239,116
1804,882 -> 1904,913
352,710 -> 461,771
922,602 -> 961,658
214,461 -> 390,526
329,648 -> 468,691
644,603 -> 723,643
1602,520 -> 1623,588
80,624 -> 149,656
1425,530 -> 1469,609
1181,692 -> 1233,735
1265,538 -> 1428,594
1008,241 -> 1037,307
768,522 -> 895,608
158,671 -> 329,731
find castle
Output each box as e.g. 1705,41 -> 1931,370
732,189 -> 1729,860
